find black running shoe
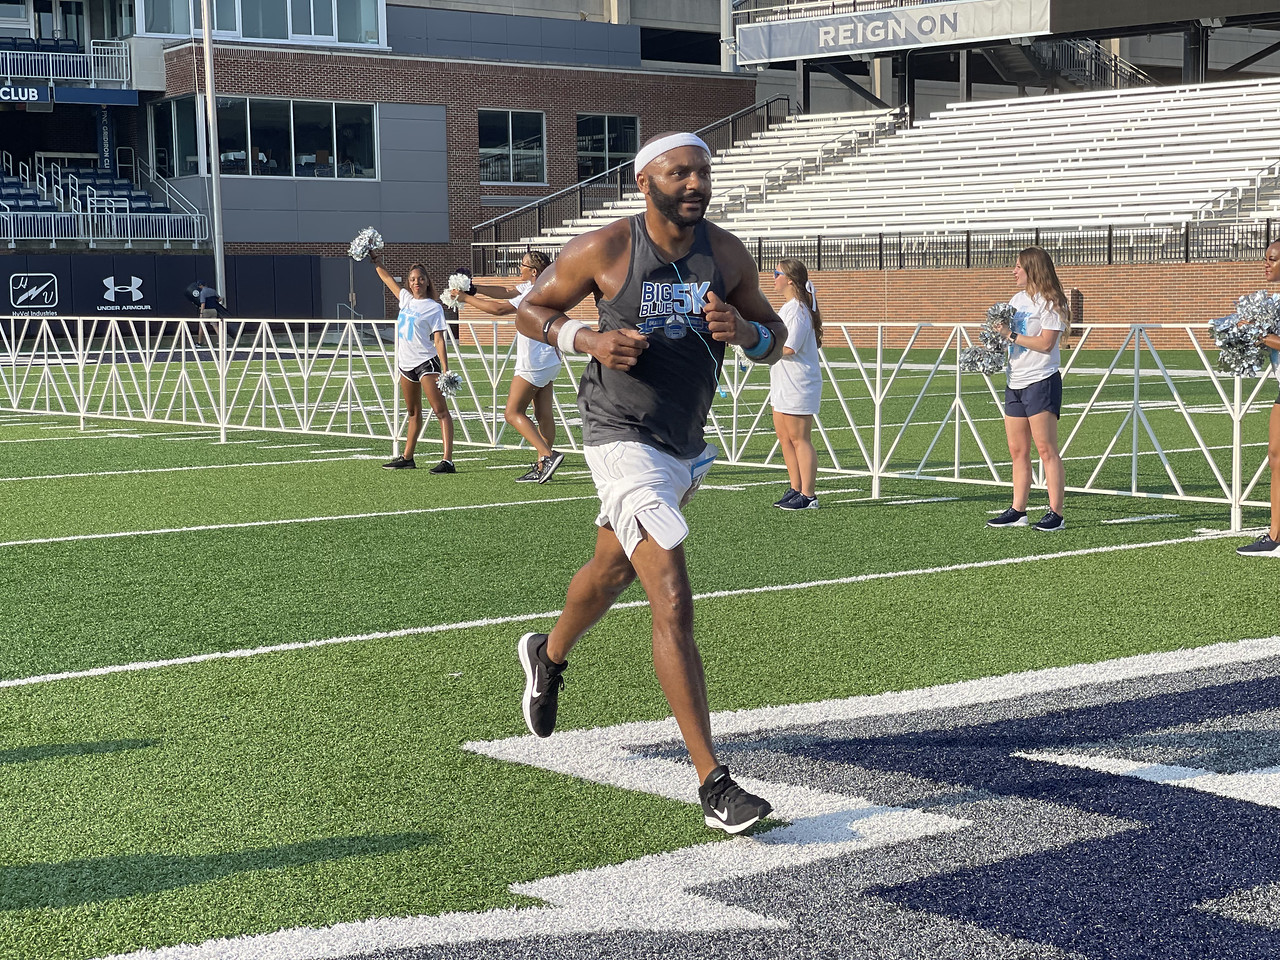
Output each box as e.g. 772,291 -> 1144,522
514,462 -> 541,482
1033,510 -> 1065,532
986,507 -> 1027,527
537,451 -> 566,484
429,459 -> 456,474
773,487 -> 799,508
518,632 -> 567,738
382,455 -> 415,470
778,493 -> 818,511
1237,533 -> 1280,557
699,765 -> 772,835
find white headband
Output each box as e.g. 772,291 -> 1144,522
633,133 -> 711,175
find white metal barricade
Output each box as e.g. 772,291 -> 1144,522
0,316 -> 1270,529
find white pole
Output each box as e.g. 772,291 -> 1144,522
198,0 -> 227,442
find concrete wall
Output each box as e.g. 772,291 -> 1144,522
387,6 -> 641,67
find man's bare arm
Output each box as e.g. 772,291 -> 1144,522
704,230 -> 787,364
516,225 -> 650,371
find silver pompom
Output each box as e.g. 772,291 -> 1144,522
348,226 -> 383,262
960,301 -> 1014,374
437,370 -> 462,399
1209,290 -> 1280,377
440,273 -> 473,310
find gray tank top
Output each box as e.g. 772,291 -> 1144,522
578,213 -> 727,459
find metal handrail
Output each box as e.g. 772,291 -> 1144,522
470,96 -> 792,268
1032,38 -> 1158,92
0,39 -> 130,85
136,154 -> 203,217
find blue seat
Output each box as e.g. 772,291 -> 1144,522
56,38 -> 80,53
0,37 -> 16,51
13,37 -> 36,51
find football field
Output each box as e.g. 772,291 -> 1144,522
0,366 -> 1277,960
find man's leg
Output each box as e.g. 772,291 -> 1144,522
626,534 -> 717,782
546,525 -> 636,663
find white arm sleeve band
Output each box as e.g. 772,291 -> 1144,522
557,318 -> 588,354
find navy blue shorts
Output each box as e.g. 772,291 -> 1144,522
401,356 -> 442,382
1005,371 -> 1062,419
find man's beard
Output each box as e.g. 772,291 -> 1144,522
648,179 -> 709,228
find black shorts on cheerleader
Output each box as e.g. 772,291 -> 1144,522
401,356 -> 442,382
1005,370 -> 1062,419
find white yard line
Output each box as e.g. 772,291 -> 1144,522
0,494 -> 599,550
0,456 -> 378,484
1100,514 -> 1180,525
0,529 -> 1241,691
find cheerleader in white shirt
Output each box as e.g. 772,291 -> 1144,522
987,246 -> 1069,532
368,250 -> 455,473
456,251 -> 566,483
1237,240 -> 1280,557
769,258 -> 824,511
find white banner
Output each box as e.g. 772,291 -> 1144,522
735,0 -> 1052,64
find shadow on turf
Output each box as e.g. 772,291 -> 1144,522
0,832 -> 437,911
0,738 -> 158,766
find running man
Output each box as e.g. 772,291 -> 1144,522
514,131 -> 787,834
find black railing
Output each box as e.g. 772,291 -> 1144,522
472,96 -> 792,274
476,220 -> 1275,275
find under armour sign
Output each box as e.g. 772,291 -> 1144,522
103,275 -> 143,302
99,275 -> 151,312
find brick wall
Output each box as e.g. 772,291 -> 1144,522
165,42 -> 756,280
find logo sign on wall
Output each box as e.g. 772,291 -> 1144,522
100,274 -> 151,311
8,273 -> 59,316
735,0 -> 1051,63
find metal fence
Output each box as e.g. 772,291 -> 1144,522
480,220 -> 1278,274
0,39 -> 130,85
0,315 -> 1271,530
0,210 -> 209,247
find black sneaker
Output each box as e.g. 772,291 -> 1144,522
518,632 -> 567,738
382,455 -> 415,470
1033,510 -> 1065,532
429,460 -> 456,474
514,462 -> 541,482
778,493 -> 818,511
537,451 -> 566,484
987,507 -> 1027,527
1237,533 -> 1280,557
773,487 -> 799,508
698,765 -> 772,835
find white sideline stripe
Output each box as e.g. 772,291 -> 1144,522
3,529 -> 1241,691
96,635 -> 1280,959
0,457 -> 377,484
885,497 -> 959,505
0,494 -> 599,550
257,443 -> 319,449
1100,514 -> 1180,525
1016,751 -> 1280,808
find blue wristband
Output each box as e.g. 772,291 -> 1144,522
742,322 -> 773,361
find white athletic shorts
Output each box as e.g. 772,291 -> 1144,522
513,360 -> 561,389
584,440 -> 718,559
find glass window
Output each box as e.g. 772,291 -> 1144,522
241,0 -> 286,39
336,0 -> 376,44
479,109 -> 544,184
0,3 -> 26,19
143,0 -> 189,34
291,0 -> 331,36
175,96 -> 199,176
577,114 -> 637,180
292,100 -> 333,177
152,99 -> 174,178
216,96 -> 247,175
335,102 -> 374,179
249,98 -> 291,177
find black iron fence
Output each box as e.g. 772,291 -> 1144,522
475,220 -> 1278,278
471,97 -> 793,275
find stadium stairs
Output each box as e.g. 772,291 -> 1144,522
518,76 -> 1280,249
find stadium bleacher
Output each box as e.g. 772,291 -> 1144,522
61,166 -> 172,214
521,76 -> 1280,248
0,173 -> 56,212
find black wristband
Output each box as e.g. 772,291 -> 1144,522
542,317 -> 557,345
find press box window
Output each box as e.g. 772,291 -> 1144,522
479,109 -> 545,185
